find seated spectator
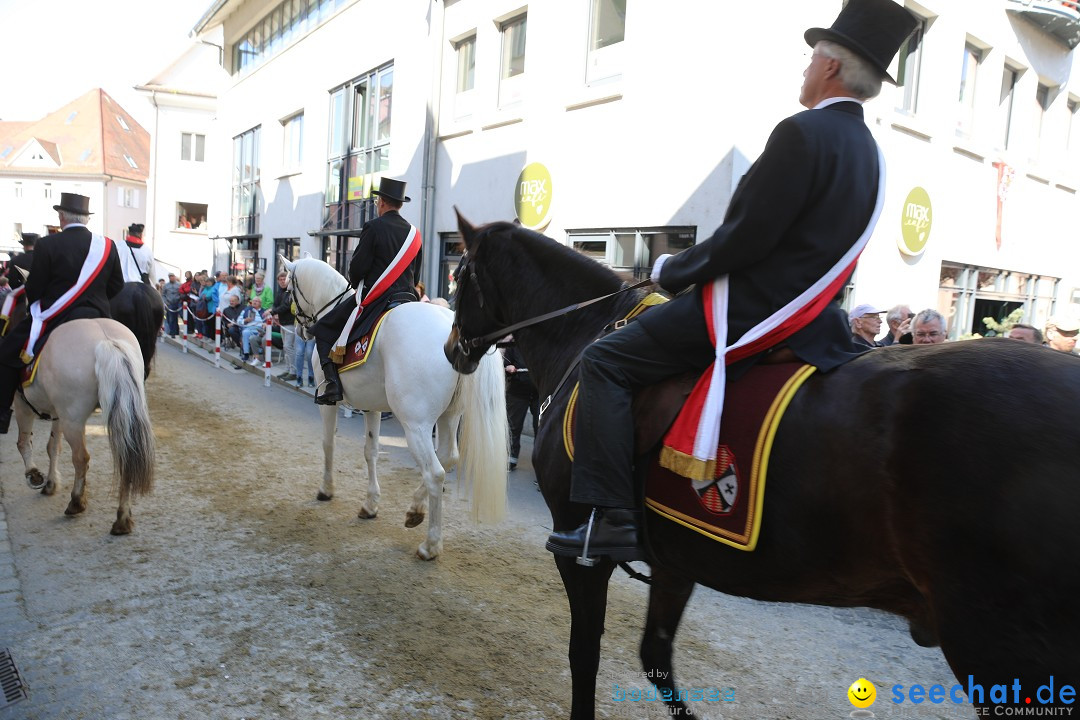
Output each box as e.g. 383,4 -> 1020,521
1044,315 -> 1079,354
179,214 -> 191,229
848,304 -> 884,349
912,309 -> 947,344
882,304 -> 912,346
221,294 -> 244,348
1005,324 -> 1042,344
237,296 -> 268,363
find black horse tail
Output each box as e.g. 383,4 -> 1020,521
110,282 -> 164,378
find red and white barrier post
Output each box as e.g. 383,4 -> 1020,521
264,315 -> 273,387
181,301 -> 189,353
214,309 -> 222,368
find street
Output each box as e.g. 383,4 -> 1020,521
0,340 -> 969,719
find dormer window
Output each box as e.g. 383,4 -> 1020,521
123,154 -> 138,169
116,115 -> 131,131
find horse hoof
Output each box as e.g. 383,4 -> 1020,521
64,501 -> 87,516
26,469 -> 46,491
908,619 -> 940,648
316,492 -> 333,502
404,511 -> 425,528
110,519 -> 134,535
42,481 -> 56,496
357,507 -> 377,519
416,543 -> 440,561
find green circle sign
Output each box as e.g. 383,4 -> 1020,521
899,186 -> 932,257
514,163 -> 553,230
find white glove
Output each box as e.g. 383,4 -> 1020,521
650,254 -> 672,283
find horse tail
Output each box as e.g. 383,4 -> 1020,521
457,348 -> 509,524
95,338 -> 155,498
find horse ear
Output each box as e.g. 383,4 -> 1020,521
279,255 -> 294,271
455,206 -> 479,252
303,251 -> 312,259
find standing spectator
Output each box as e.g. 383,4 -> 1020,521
161,272 -> 182,337
912,309 -> 947,344
0,277 -> 10,298
219,275 -> 243,309
119,223 -> 153,284
294,331 -> 316,388
180,271 -> 199,335
1044,315 -> 1079,354
1005,324 -> 1042,344
848,304 -> 884,349
8,233 -> 38,291
197,275 -> 217,338
237,296 -> 268,363
249,272 -> 273,309
882,304 -> 912,346
503,340 -> 539,471
272,271 -> 297,381
213,271 -> 228,309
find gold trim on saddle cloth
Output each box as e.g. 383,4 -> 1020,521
645,364 -> 816,551
337,311 -> 392,374
20,355 -> 42,388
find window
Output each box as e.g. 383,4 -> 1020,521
177,202 -> 208,231
498,14 -> 527,106
586,0 -> 626,84
324,63 -> 392,238
274,237 -> 300,277
13,182 -> 22,198
123,154 -> 138,169
940,262 -> 1057,339
232,0 -> 349,75
956,43 -> 982,136
43,182 -> 52,200
567,227 -> 696,280
119,187 -> 140,208
65,111 -> 78,124
181,133 -> 206,162
1068,97 -> 1080,156
282,112 -> 304,171
440,233 -> 464,300
116,115 -> 131,132
231,126 -> 261,236
455,34 -> 476,93
1032,83 -> 1054,162
895,17 -> 926,115
999,65 -> 1020,150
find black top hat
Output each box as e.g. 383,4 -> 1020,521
371,178 -> 411,203
804,0 -> 919,85
20,232 -> 40,248
52,192 -> 93,215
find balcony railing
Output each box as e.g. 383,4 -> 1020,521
1006,0 -> 1080,48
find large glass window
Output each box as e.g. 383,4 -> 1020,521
939,262 -> 1058,339
586,0 -> 626,83
999,65 -> 1020,150
956,43 -> 981,137
232,0 -> 351,75
567,227 -> 696,280
895,18 -> 925,115
498,14 -> 527,106
455,35 -> 476,93
325,64 -> 393,236
282,112 -> 304,171
231,126 -> 261,236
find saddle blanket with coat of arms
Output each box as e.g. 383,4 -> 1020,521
338,310 -> 392,373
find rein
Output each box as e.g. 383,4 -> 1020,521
289,269 -> 352,328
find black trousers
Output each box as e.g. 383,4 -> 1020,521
569,317 -> 715,508
506,380 -> 539,461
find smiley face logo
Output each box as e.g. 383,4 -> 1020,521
847,678 -> 876,708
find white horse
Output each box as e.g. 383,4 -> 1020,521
283,256 -> 508,560
15,318 -> 155,535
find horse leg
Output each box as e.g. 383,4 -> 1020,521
61,421 -> 90,517
555,555 -> 617,720
44,422 -> 63,495
402,421 -> 445,560
434,411 -> 461,474
640,567 -> 697,718
357,411 -> 382,519
316,403 -> 338,501
14,405 -> 44,492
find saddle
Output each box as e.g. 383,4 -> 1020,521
330,292 -> 415,365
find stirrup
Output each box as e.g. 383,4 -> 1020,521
576,508 -> 599,567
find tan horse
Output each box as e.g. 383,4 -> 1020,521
15,318 -> 155,535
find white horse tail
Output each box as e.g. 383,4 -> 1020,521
458,348 -> 509,524
95,338 -> 155,498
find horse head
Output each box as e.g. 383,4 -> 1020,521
284,255 -> 351,331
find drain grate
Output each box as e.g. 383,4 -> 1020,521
0,648 -> 28,708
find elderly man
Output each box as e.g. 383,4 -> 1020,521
849,304 -> 884,349
545,0 -> 919,562
1044,315 -> 1079,354
911,309 -> 947,344
882,304 -> 912,346
1005,324 -> 1042,344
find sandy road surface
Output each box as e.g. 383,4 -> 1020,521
0,343 -> 969,719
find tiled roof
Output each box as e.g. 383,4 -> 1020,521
0,88 -> 149,183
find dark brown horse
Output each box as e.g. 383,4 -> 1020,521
444,215 -> 1080,718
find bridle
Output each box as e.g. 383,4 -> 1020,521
288,267 -> 353,329
449,250 -> 652,358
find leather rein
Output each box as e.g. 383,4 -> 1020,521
289,270 -> 353,329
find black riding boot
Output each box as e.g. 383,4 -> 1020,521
0,365 -> 19,434
546,507 -> 643,563
314,360 -> 343,406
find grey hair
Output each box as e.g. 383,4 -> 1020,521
815,40 -> 883,100
885,304 -> 911,325
913,309 -> 946,332
58,210 -> 90,225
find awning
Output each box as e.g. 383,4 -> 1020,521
210,233 -> 262,241
308,228 -> 365,238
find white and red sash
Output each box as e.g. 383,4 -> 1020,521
333,224 -> 421,354
21,234 -> 112,362
0,285 -> 26,335
660,144 -> 887,481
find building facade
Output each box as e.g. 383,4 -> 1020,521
190,0 -> 1080,336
